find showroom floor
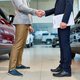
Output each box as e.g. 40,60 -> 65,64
0,45 -> 80,80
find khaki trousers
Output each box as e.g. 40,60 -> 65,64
9,24 -> 29,70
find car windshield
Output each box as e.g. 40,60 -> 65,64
74,11 -> 80,24
75,11 -> 80,20
42,33 -> 49,35
0,8 -> 9,21
71,26 -> 80,34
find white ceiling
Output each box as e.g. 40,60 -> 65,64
0,0 -> 49,1
0,0 -> 10,1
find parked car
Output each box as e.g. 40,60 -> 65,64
52,37 -> 59,47
0,8 -> 15,56
42,32 -> 57,45
70,41 -> 80,59
70,26 -> 80,59
74,11 -> 80,24
70,26 -> 80,43
25,32 -> 34,48
71,32 -> 80,42
70,11 -> 80,59
34,31 -> 49,40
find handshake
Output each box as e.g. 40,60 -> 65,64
35,10 -> 45,17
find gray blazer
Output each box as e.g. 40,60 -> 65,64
12,0 -> 36,24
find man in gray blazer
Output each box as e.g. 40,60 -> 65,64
8,0 -> 42,76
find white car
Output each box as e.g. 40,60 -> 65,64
42,32 -> 55,45
26,33 -> 34,48
34,31 -> 49,39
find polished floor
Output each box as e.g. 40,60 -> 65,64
0,45 -> 80,80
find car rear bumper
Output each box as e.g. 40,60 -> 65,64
0,43 -> 12,55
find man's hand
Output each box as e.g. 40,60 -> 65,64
60,22 -> 67,29
29,26 -> 34,33
35,10 -> 45,17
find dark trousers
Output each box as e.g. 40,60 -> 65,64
58,26 -> 71,73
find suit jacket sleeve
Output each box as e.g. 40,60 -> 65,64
62,0 -> 73,23
12,0 -> 36,15
45,8 -> 55,16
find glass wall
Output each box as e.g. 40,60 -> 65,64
0,0 -> 80,45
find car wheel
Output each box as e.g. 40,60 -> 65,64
52,40 -> 57,47
52,44 -> 56,47
31,43 -> 33,47
46,40 -> 52,45
72,53 -> 75,59
26,44 -> 30,48
78,39 -> 80,42
8,53 -> 10,58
